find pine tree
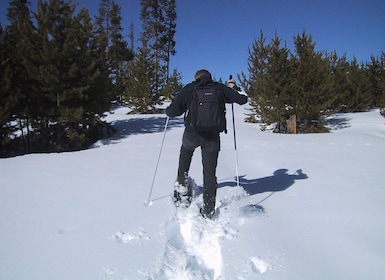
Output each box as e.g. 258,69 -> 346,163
330,52 -> 350,112
345,58 -> 371,112
162,0 -> 177,81
240,30 -> 269,123
240,31 -> 292,131
262,33 -> 292,132
0,23 -> 16,156
140,0 -> 165,100
30,0 -> 113,151
65,7 -> 111,149
243,30 -> 337,133
125,38 -> 157,113
87,8 -> 115,141
127,21 -> 134,49
95,0 -> 133,104
139,0 -> 177,103
290,30 -> 335,132
93,1 -> 111,106
32,0 -> 77,151
162,68 -> 183,100
109,2 -> 133,103
379,52 -> 385,113
2,0 -> 35,154
367,53 -> 385,109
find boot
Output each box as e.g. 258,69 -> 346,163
200,207 -> 215,219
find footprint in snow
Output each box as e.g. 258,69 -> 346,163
155,181 -> 269,279
110,228 -> 150,243
250,256 -> 272,274
155,205 -> 236,280
239,204 -> 265,218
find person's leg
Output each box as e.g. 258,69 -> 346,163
173,130 -> 200,206
177,130 -> 200,184
201,137 -> 220,217
177,147 -> 193,186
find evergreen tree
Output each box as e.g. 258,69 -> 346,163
162,0 -> 177,81
261,33 -> 292,132
330,52 -> 350,112
160,0 -> 179,104
139,0 -> 177,102
65,7 -> 112,149
0,23 -> 15,156
95,0 -> 112,43
379,52 -> 385,113
367,53 -> 385,109
92,1 -> 111,105
242,30 -> 336,133
125,38 -> 158,113
128,21 -> 135,50
240,30 -> 292,130
240,30 -> 269,123
30,0 -> 112,151
140,0 -> 165,100
2,0 -> 35,154
290,30 -> 335,132
109,2 -> 134,103
109,2 -> 133,62
162,68 -> 183,100
95,0 -> 133,104
344,58 -> 371,112
32,0 -> 77,151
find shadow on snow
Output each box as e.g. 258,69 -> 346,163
150,168 -> 309,209
216,169 -> 309,213
325,114 -> 352,131
102,116 -> 184,144
218,168 -> 308,195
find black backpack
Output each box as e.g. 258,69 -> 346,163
186,83 -> 226,133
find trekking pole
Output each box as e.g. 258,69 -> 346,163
231,103 -> 241,188
145,116 -> 170,206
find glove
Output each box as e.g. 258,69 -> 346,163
228,78 -> 236,89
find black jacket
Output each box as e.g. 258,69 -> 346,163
166,75 -> 248,132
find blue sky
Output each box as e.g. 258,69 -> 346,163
1,0 -> 384,84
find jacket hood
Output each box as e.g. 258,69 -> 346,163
196,74 -> 213,86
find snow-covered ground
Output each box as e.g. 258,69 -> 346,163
1,103 -> 385,280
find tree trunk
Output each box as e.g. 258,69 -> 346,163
287,114 -> 297,134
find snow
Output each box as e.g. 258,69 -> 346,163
1,104 -> 385,280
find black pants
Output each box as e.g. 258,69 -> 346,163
177,129 -> 220,214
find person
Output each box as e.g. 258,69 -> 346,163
165,69 -> 247,219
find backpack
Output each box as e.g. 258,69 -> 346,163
186,83 -> 226,133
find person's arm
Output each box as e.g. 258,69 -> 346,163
221,84 -> 248,105
166,83 -> 195,117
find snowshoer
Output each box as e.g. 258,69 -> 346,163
166,69 -> 247,218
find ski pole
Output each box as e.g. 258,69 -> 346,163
231,103 -> 240,188
229,74 -> 241,188
145,116 -> 169,206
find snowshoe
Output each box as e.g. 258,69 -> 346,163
172,180 -> 192,208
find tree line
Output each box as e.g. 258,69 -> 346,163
1,1 -> 384,158
240,30 -> 385,133
0,0 -> 180,157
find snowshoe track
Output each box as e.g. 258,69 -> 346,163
155,179 -> 240,279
